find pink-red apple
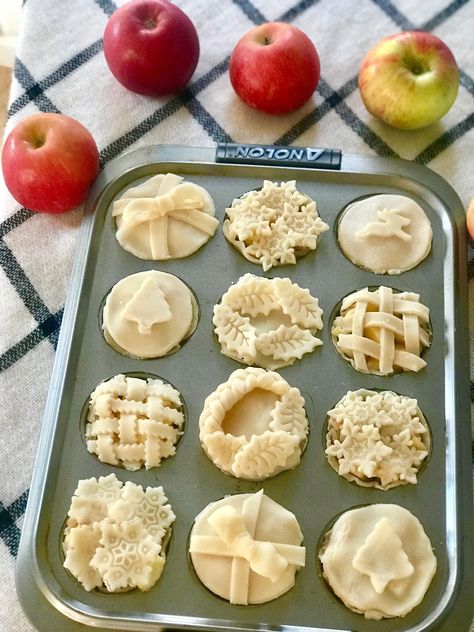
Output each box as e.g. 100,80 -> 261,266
467,198 -> 474,241
229,22 -> 320,115
358,31 -> 459,130
1,113 -> 99,213
103,0 -> 200,95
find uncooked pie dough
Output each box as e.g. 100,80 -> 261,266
331,286 -> 431,375
223,180 -> 328,271
86,373 -> 184,470
213,273 -> 324,369
325,389 -> 430,489
199,367 -> 308,480
113,173 -> 219,260
189,489 -> 305,604
337,194 -> 432,274
103,270 -> 197,358
319,504 -> 437,619
63,473 -> 175,592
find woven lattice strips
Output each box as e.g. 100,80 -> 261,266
331,286 -> 430,375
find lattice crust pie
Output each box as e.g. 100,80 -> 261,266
113,173 -> 219,260
319,504 -> 437,620
103,270 -> 197,359
223,180 -> 328,271
189,489 -> 305,604
85,374 -> 184,470
213,273 -> 324,370
331,286 -> 431,375
63,473 -> 175,592
337,194 -> 432,274
199,367 -> 308,480
325,389 -> 430,490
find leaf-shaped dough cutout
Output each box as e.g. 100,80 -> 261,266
213,303 -> 257,360
232,431 -> 300,479
274,278 -> 323,328
256,324 -> 322,361
269,388 -> 308,440
203,431 -> 246,472
224,274 -> 277,317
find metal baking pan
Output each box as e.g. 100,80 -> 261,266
16,144 -> 473,631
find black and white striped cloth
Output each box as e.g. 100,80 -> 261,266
0,0 -> 472,629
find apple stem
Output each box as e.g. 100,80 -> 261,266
32,135 -> 46,149
144,17 -> 156,29
263,36 -> 272,45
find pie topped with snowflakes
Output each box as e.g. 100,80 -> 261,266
337,194 -> 432,274
86,373 -> 184,470
213,273 -> 324,369
113,173 -> 219,260
331,286 -> 431,375
199,367 -> 308,480
63,473 -> 175,592
189,489 -> 305,604
319,504 -> 437,620
103,270 -> 197,358
223,180 -> 328,271
325,389 -> 430,489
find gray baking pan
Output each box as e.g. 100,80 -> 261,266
16,144 -> 473,631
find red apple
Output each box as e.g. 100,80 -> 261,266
229,22 -> 320,115
467,198 -> 474,241
103,0 -> 200,95
358,31 -> 459,130
1,113 -> 100,213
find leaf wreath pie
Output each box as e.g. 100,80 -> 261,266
103,270 -> 197,359
331,286 -> 431,375
85,373 -> 184,470
223,179 -> 328,271
63,473 -> 175,592
199,367 -> 308,480
213,273 -> 324,369
325,389 -> 430,490
337,194 -> 432,274
189,489 -> 305,604
319,504 -> 437,620
112,173 -> 219,260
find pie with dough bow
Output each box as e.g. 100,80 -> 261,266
199,367 -> 308,480
189,489 -> 305,604
331,286 -> 431,375
113,173 -> 218,260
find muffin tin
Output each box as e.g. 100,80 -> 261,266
16,144 -> 473,631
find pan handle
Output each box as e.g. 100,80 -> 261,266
216,142 -> 341,170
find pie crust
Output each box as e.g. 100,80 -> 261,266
189,489 -> 305,604
331,286 -> 431,375
223,180 -> 328,271
113,173 -> 218,260
63,473 -> 175,592
86,373 -> 184,470
319,504 -> 437,619
213,273 -> 323,369
103,270 -> 197,358
325,389 -> 430,489
337,194 -> 432,274
199,367 -> 308,480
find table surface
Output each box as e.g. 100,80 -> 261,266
0,1 -> 473,631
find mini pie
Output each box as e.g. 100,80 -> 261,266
325,389 -> 430,490
319,504 -> 437,620
189,489 -> 305,604
223,180 -> 328,271
199,367 -> 308,480
85,373 -> 184,470
103,270 -> 197,359
337,194 -> 432,274
213,273 -> 324,370
113,173 -> 219,260
331,286 -> 431,375
63,473 -> 175,592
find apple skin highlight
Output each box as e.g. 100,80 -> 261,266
230,22 -> 320,115
358,31 -> 459,130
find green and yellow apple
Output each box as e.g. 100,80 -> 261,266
358,31 -> 459,130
